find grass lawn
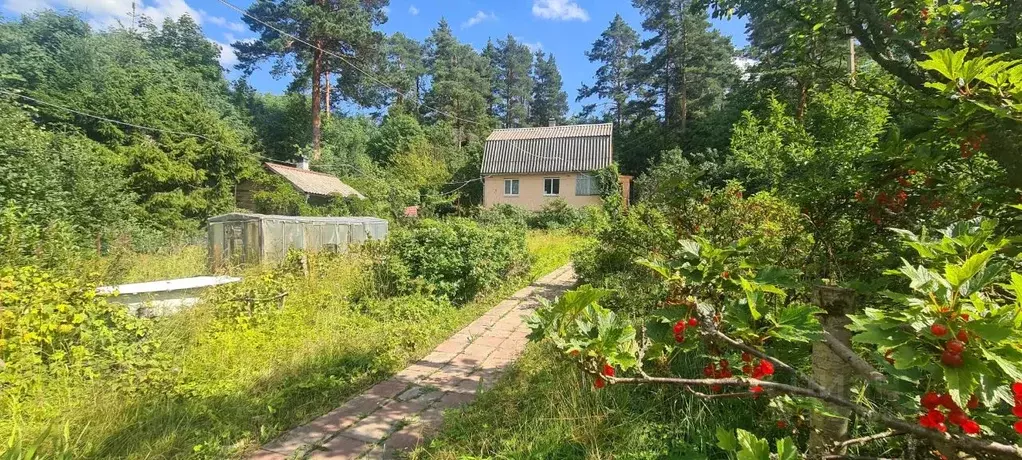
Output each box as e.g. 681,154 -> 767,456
2,230 -> 585,459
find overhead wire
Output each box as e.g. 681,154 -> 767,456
217,0 -> 568,162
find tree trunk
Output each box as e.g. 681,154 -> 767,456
848,34 -> 857,84
311,43 -> 323,161
808,286 -> 857,458
324,68 -> 331,120
678,0 -> 688,137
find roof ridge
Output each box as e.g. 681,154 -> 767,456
264,162 -> 339,178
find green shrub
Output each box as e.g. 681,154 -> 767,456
529,199 -> 582,230
572,205 -> 611,236
378,218 -> 530,303
0,266 -> 164,392
476,204 -> 531,229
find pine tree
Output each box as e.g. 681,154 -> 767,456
632,0 -> 739,137
423,19 -> 493,145
529,51 -> 569,126
578,14 -> 644,127
492,34 -> 534,128
383,32 -> 427,113
235,0 -> 388,160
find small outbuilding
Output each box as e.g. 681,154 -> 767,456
236,161 -> 365,210
207,213 -> 388,269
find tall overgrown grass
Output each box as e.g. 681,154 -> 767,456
0,230 -> 583,459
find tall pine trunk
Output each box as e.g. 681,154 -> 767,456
311,43 -> 323,161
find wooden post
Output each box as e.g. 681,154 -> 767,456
808,285 -> 857,458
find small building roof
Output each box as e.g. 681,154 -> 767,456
264,162 -> 365,199
208,212 -> 387,224
481,123 -> 613,175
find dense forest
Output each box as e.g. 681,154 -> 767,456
3,0 -> 1022,458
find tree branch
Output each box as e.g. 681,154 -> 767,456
836,430 -> 904,448
708,329 -> 830,394
821,330 -> 887,383
606,375 -> 1022,459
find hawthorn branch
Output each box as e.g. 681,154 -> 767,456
606,375 -> 1022,459
685,386 -> 757,400
708,329 -> 829,394
821,330 -> 887,383
836,430 -> 904,448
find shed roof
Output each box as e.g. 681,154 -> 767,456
264,162 -> 365,198
208,212 -> 387,224
481,123 -> 613,175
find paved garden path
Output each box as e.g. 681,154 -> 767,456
250,264 -> 577,460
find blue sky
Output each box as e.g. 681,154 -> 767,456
3,0 -> 748,114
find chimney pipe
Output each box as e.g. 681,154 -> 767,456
548,118 -> 556,127
297,156 -> 310,170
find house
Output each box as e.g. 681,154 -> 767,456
481,122 -> 630,211
236,161 -> 365,210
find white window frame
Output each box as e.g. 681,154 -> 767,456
543,177 -> 561,196
503,178 -> 520,196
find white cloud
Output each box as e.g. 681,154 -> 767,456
205,13 -> 226,26
521,40 -> 542,52
532,0 -> 589,21
408,4 -> 418,15
226,21 -> 245,32
462,10 -> 495,28
212,39 -> 237,68
3,0 -> 203,28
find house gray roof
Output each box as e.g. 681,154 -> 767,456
481,123 -> 613,175
264,162 -> 365,199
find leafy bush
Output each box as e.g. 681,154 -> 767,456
0,266 -> 164,392
476,204 -> 531,229
529,199 -> 581,230
573,205 -> 611,236
0,205 -> 81,274
378,218 -> 530,303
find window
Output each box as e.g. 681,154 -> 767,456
503,179 -> 520,196
576,173 -> 600,196
544,177 -> 560,196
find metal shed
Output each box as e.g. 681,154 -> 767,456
207,213 -> 388,268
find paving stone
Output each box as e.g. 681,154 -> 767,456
419,351 -> 456,366
248,449 -> 289,460
395,385 -> 428,402
260,395 -> 387,454
366,379 -> 408,400
433,339 -> 468,354
381,425 -> 426,455
308,435 -> 373,460
472,335 -> 506,348
393,364 -> 436,383
435,391 -> 476,409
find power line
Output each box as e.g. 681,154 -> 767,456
217,0 -> 567,163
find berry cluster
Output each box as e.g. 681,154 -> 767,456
959,133 -> 987,158
1012,382 -> 1022,434
594,363 -> 615,389
704,358 -> 733,392
930,320 -> 970,368
918,392 -> 981,434
673,317 -> 698,342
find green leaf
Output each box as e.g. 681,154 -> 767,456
741,277 -> 763,321
776,438 -> 799,460
969,318 -> 1013,342
891,346 -> 930,370
736,429 -> 771,460
982,348 -> 1022,381
852,327 -> 913,347
944,354 -> 986,406
919,49 -> 967,81
716,426 -> 739,452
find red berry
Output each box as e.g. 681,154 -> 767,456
931,324 -> 948,336
741,352 -> 753,362
885,349 -> 895,364
719,359 -> 730,369
776,420 -> 788,429
962,419 -> 980,435
673,320 -> 686,334
927,409 -> 946,424
919,415 -> 935,428
569,350 -> 580,357
703,364 -> 715,377
921,392 -> 941,409
957,329 -> 969,343
960,313 -> 970,322
722,271 -> 730,279
935,422 -> 947,433
687,317 -> 698,327
710,384 -> 723,393
941,350 -> 963,368
674,332 -> 685,343
946,340 -> 966,354
719,368 -> 733,378
602,364 -> 615,377
967,394 -> 979,409
594,377 -> 605,389
948,410 -> 968,426
1014,420 -> 1022,434
750,385 -> 763,394
1013,403 -> 1022,418
939,393 -> 958,410
759,359 -> 775,376
742,365 -> 754,375
1012,382 -> 1022,398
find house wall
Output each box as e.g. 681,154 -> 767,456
483,173 -> 603,211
